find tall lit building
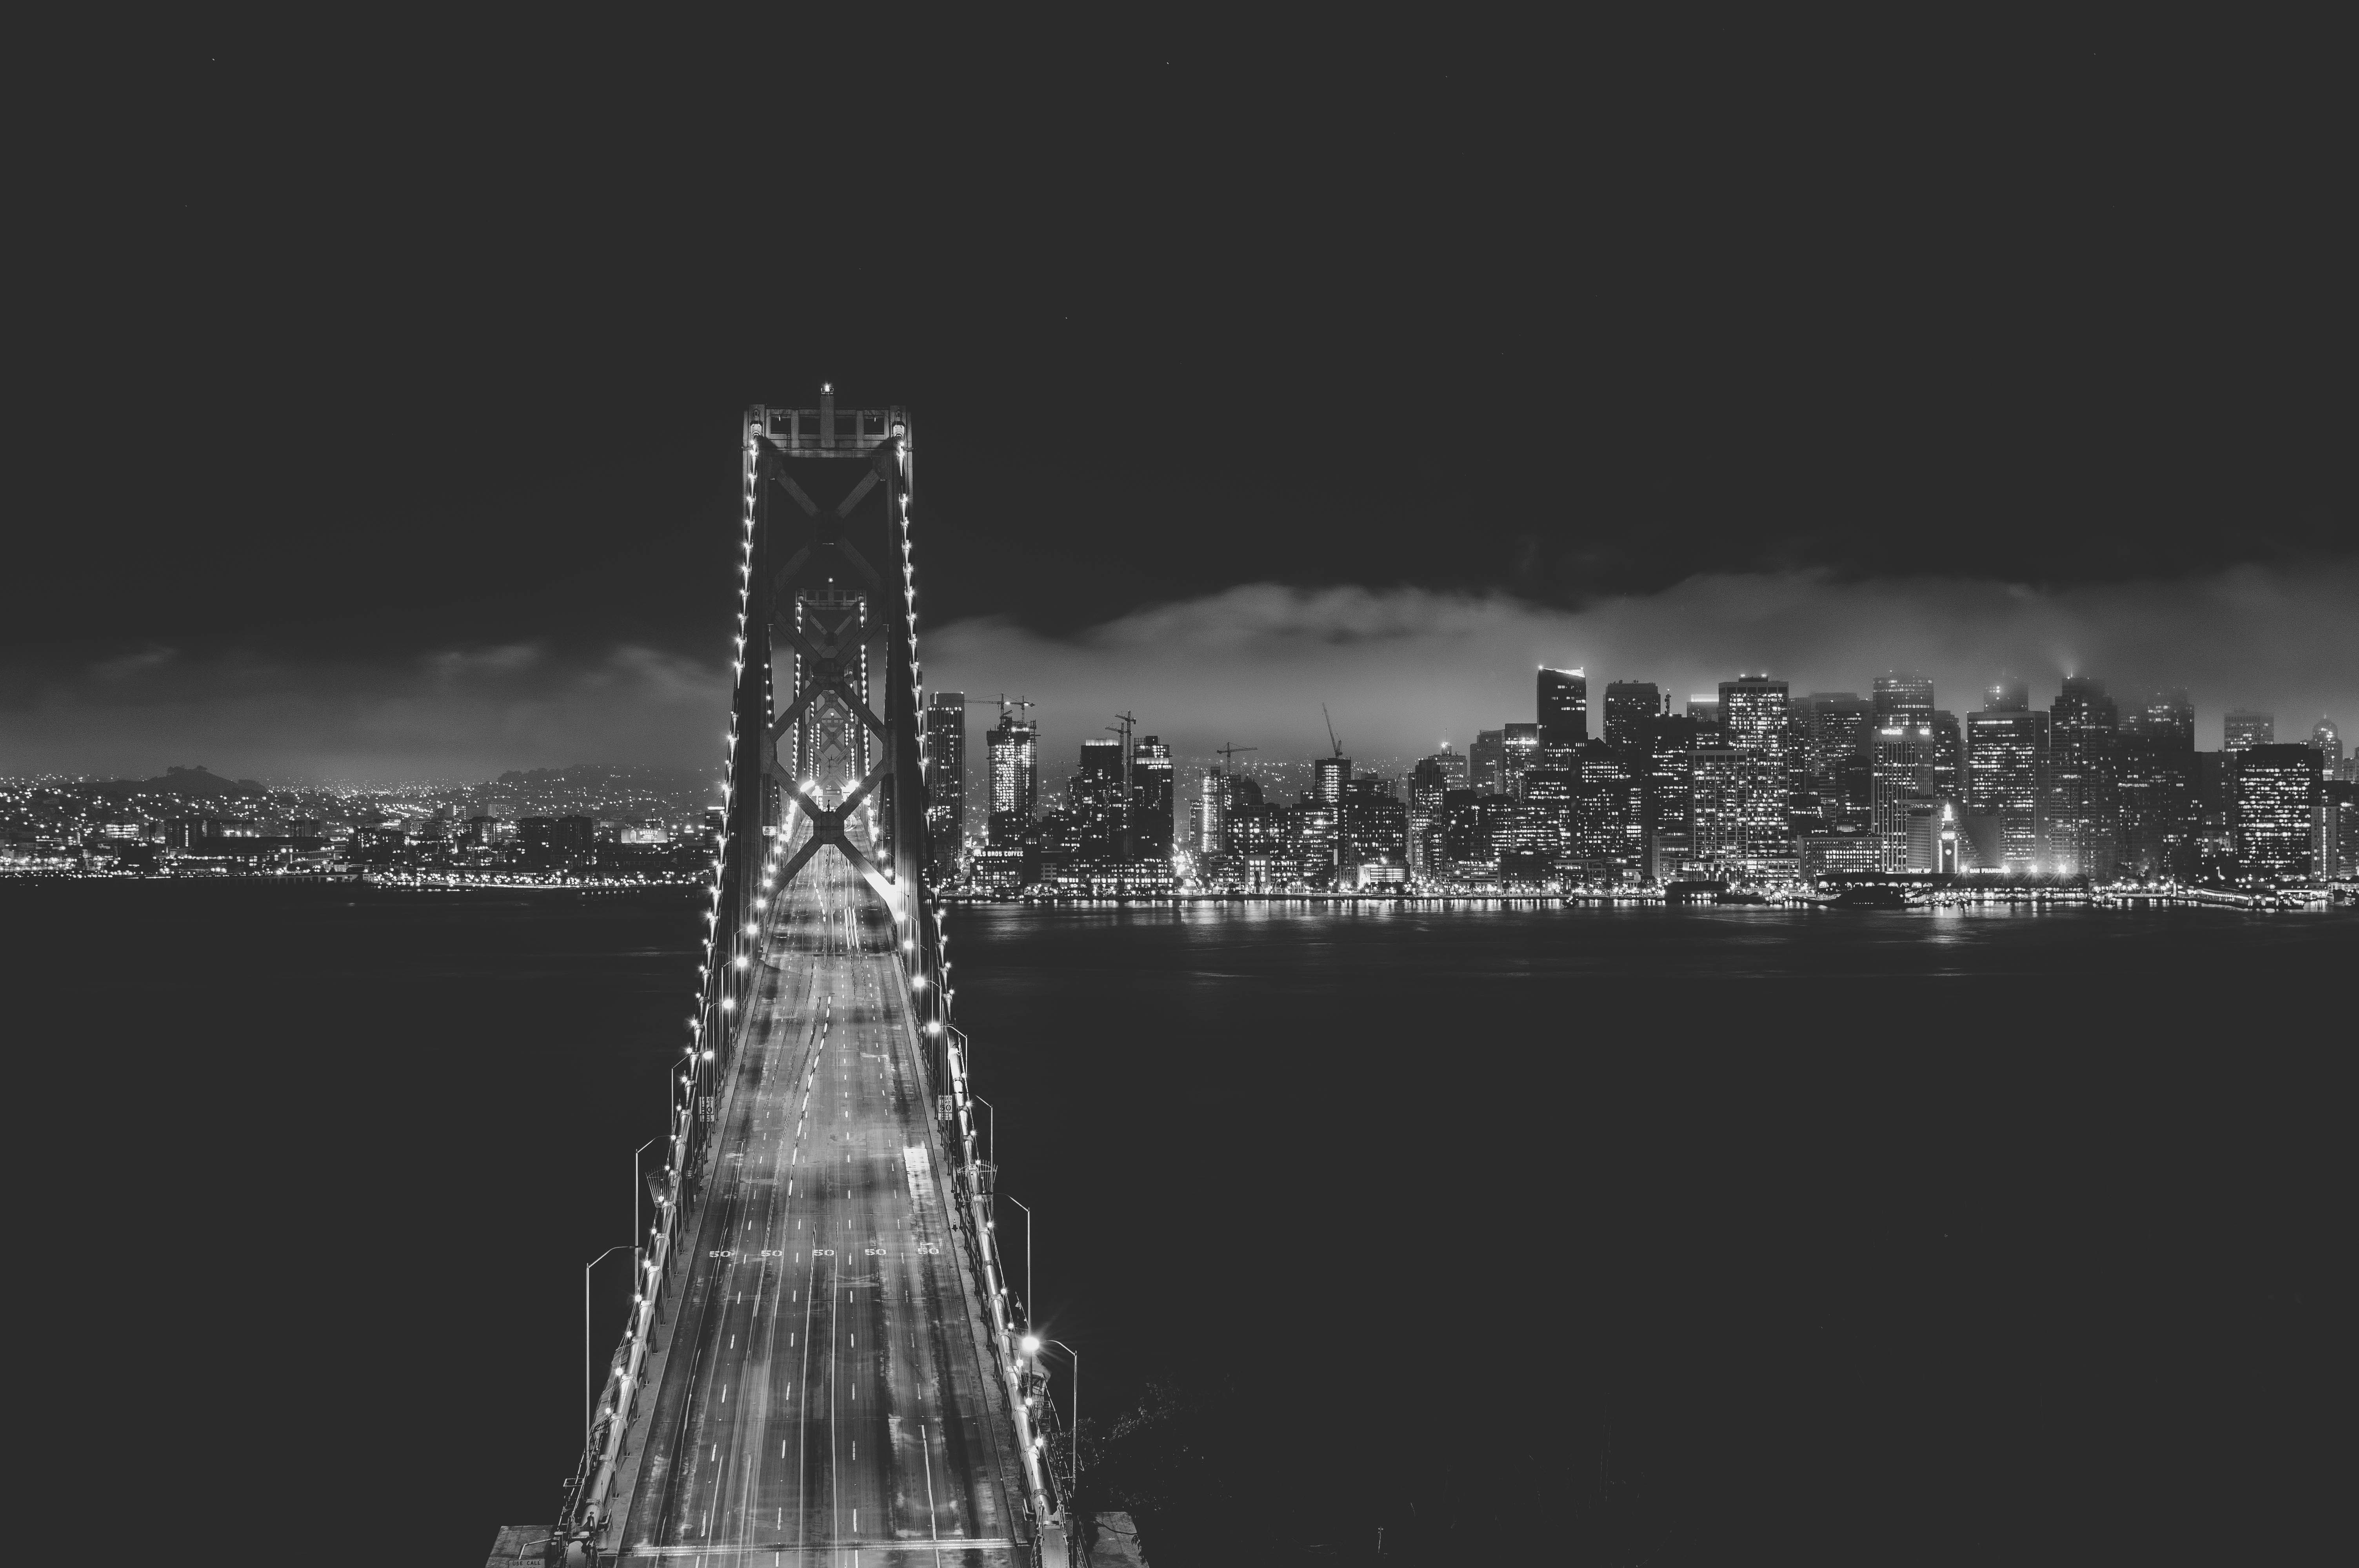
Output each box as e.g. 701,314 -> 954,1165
1072,738 -> 1127,865
1874,671 -> 1936,723
2312,718 -> 2344,770
1469,729 -> 1506,795
1195,766 -> 1227,857
1500,723 -> 1542,795
1603,682 -> 1664,753
2224,710 -> 2275,750
986,711 -> 1039,846
2227,745 -> 2321,882
1133,736 -> 1175,864
1314,754 -> 1351,806
1873,722 -> 1937,873
1718,675 -> 1790,864
1969,683 -> 2045,872
1687,695 -> 1723,745
2233,744 -> 2319,880
924,691 -> 967,879
1573,739 -> 1639,879
1799,693 -> 1874,833
2045,676 -> 2120,880
2117,688 -> 2197,878
1641,711 -> 1698,880
1538,666 -> 1589,749
1688,746 -> 1747,868
1407,756 -> 1450,878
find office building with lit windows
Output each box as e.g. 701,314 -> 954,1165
985,711 -> 1039,846
2224,710 -> 2275,750
1538,666 -> 1589,749
924,691 -> 966,879
1873,722 -> 1936,873
2233,744 -> 2319,880
2045,676 -> 2121,880
1968,700 -> 2046,872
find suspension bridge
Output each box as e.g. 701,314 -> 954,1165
534,392 -> 1069,1566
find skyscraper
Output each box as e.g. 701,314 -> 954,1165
1500,723 -> 1542,795
2224,711 -> 2275,750
1718,675 -> 1791,864
924,691 -> 966,880
1133,736 -> 1175,864
2312,718 -> 2344,770
986,711 -> 1039,846
1469,729 -> 1506,795
2045,676 -> 2120,880
1799,693 -> 1874,832
1071,738 -> 1127,865
1538,666 -> 1589,749
2233,744 -> 2319,880
1195,766 -> 1227,857
1314,754 -> 1351,806
1686,695 -> 1723,745
1873,671 -> 1936,723
1603,682 -> 1664,753
1967,699 -> 2046,873
2117,688 -> 2197,878
1873,722 -> 1937,873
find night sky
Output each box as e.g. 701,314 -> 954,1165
9,21 -> 2351,777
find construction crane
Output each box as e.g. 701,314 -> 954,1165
1216,742 -> 1258,771
1322,704 -> 1345,759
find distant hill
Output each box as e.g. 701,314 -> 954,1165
95,765 -> 268,801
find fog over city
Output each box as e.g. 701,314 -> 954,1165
6,559 -> 2348,783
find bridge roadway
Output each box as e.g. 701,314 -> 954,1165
611,845 -> 1025,1564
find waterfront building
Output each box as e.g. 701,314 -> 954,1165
1873,722 -> 1936,873
924,691 -> 966,879
1195,766 -> 1227,857
1573,740 -> 1639,879
1071,739 -> 1126,865
1641,711 -> 1698,883
2117,688 -> 2197,878
1502,768 -> 1570,883
2045,676 -> 2121,880
986,711 -> 1039,846
1718,676 -> 1790,863
2232,744 -> 2320,880
1133,736 -> 1175,864
1344,775 -> 1408,882
1407,755 -> 1451,878
1538,666 -> 1589,749
1966,696 -> 2043,872
1688,745 -> 1747,869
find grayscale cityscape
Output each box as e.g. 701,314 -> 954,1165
9,21 -> 2350,1568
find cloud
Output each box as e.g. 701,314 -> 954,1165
0,642 -> 729,782
927,561 -> 2359,765
5,561 -> 2347,782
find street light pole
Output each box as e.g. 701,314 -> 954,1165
1005,1195 -> 1033,1333
584,1244 -> 631,1439
633,1136 -> 659,1262
1042,1338 -> 1080,1488
971,1093 -> 996,1169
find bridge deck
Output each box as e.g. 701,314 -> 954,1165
612,846 -> 1024,1564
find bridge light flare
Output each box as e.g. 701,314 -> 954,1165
1019,1334 -> 1041,1357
